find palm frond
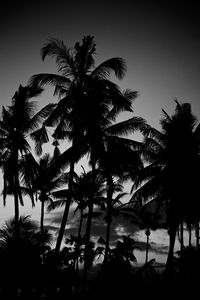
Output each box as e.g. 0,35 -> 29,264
91,57 -> 127,80
26,103 -> 56,134
26,85 -> 44,98
106,116 -> 146,136
51,189 -> 69,199
46,199 -> 67,211
28,73 -> 71,89
30,126 -> 49,156
41,38 -> 75,76
113,192 -> 128,204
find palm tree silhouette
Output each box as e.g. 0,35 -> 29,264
130,100 -> 200,273
0,85 -> 54,223
98,184 -> 127,263
22,153 -> 67,234
93,111 -> 146,262
120,201 -> 165,264
80,107 -> 146,281
111,234 -> 138,264
47,167 -> 106,271
28,35 -> 136,258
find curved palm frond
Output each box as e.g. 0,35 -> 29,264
29,73 -> 71,89
91,57 -> 127,80
105,116 -> 146,136
41,38 -> 75,76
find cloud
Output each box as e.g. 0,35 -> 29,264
43,205 -> 169,263
150,243 -> 169,255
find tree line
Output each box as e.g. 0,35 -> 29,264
0,35 -> 199,298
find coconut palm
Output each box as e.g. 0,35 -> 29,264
83,101 -> 146,263
21,152 -> 68,234
120,200 -> 166,264
0,85 -> 55,223
130,100 -> 200,273
47,167 -> 106,270
72,102 -> 146,281
97,184 -> 127,263
28,35 -> 137,257
72,168 -> 106,249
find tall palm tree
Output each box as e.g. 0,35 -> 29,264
84,102 -> 146,264
79,110 -> 146,281
0,85 -> 55,223
130,100 -> 200,273
28,35 -> 136,256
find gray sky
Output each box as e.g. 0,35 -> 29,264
0,1 -> 199,128
0,0 -> 199,263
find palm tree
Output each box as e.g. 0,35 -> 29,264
28,35 -> 137,257
98,184 -> 127,263
120,200 -> 166,264
72,168 -> 105,251
84,102 -> 146,264
21,153 -> 67,234
47,167 -> 106,270
0,85 -> 55,223
130,100 -> 200,273
79,110 -> 146,281
111,235 -> 138,264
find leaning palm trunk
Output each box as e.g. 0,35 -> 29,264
75,208 -> 84,272
55,160 -> 75,256
77,209 -> 84,241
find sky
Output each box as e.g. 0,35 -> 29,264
0,0 -> 199,264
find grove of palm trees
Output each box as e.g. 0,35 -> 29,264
0,35 -> 200,299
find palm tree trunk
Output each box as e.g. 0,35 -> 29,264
40,197 -> 45,262
75,208 -> 84,272
14,150 -> 19,224
180,220 -> 184,253
55,160 -> 75,256
104,218 -> 111,263
145,228 -> 150,264
14,187 -> 19,224
78,208 -> 83,241
83,159 -> 96,282
196,221 -> 199,249
165,221 -> 177,275
104,175 -> 113,264
188,222 -> 192,247
83,198 -> 94,276
40,199 -> 45,233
